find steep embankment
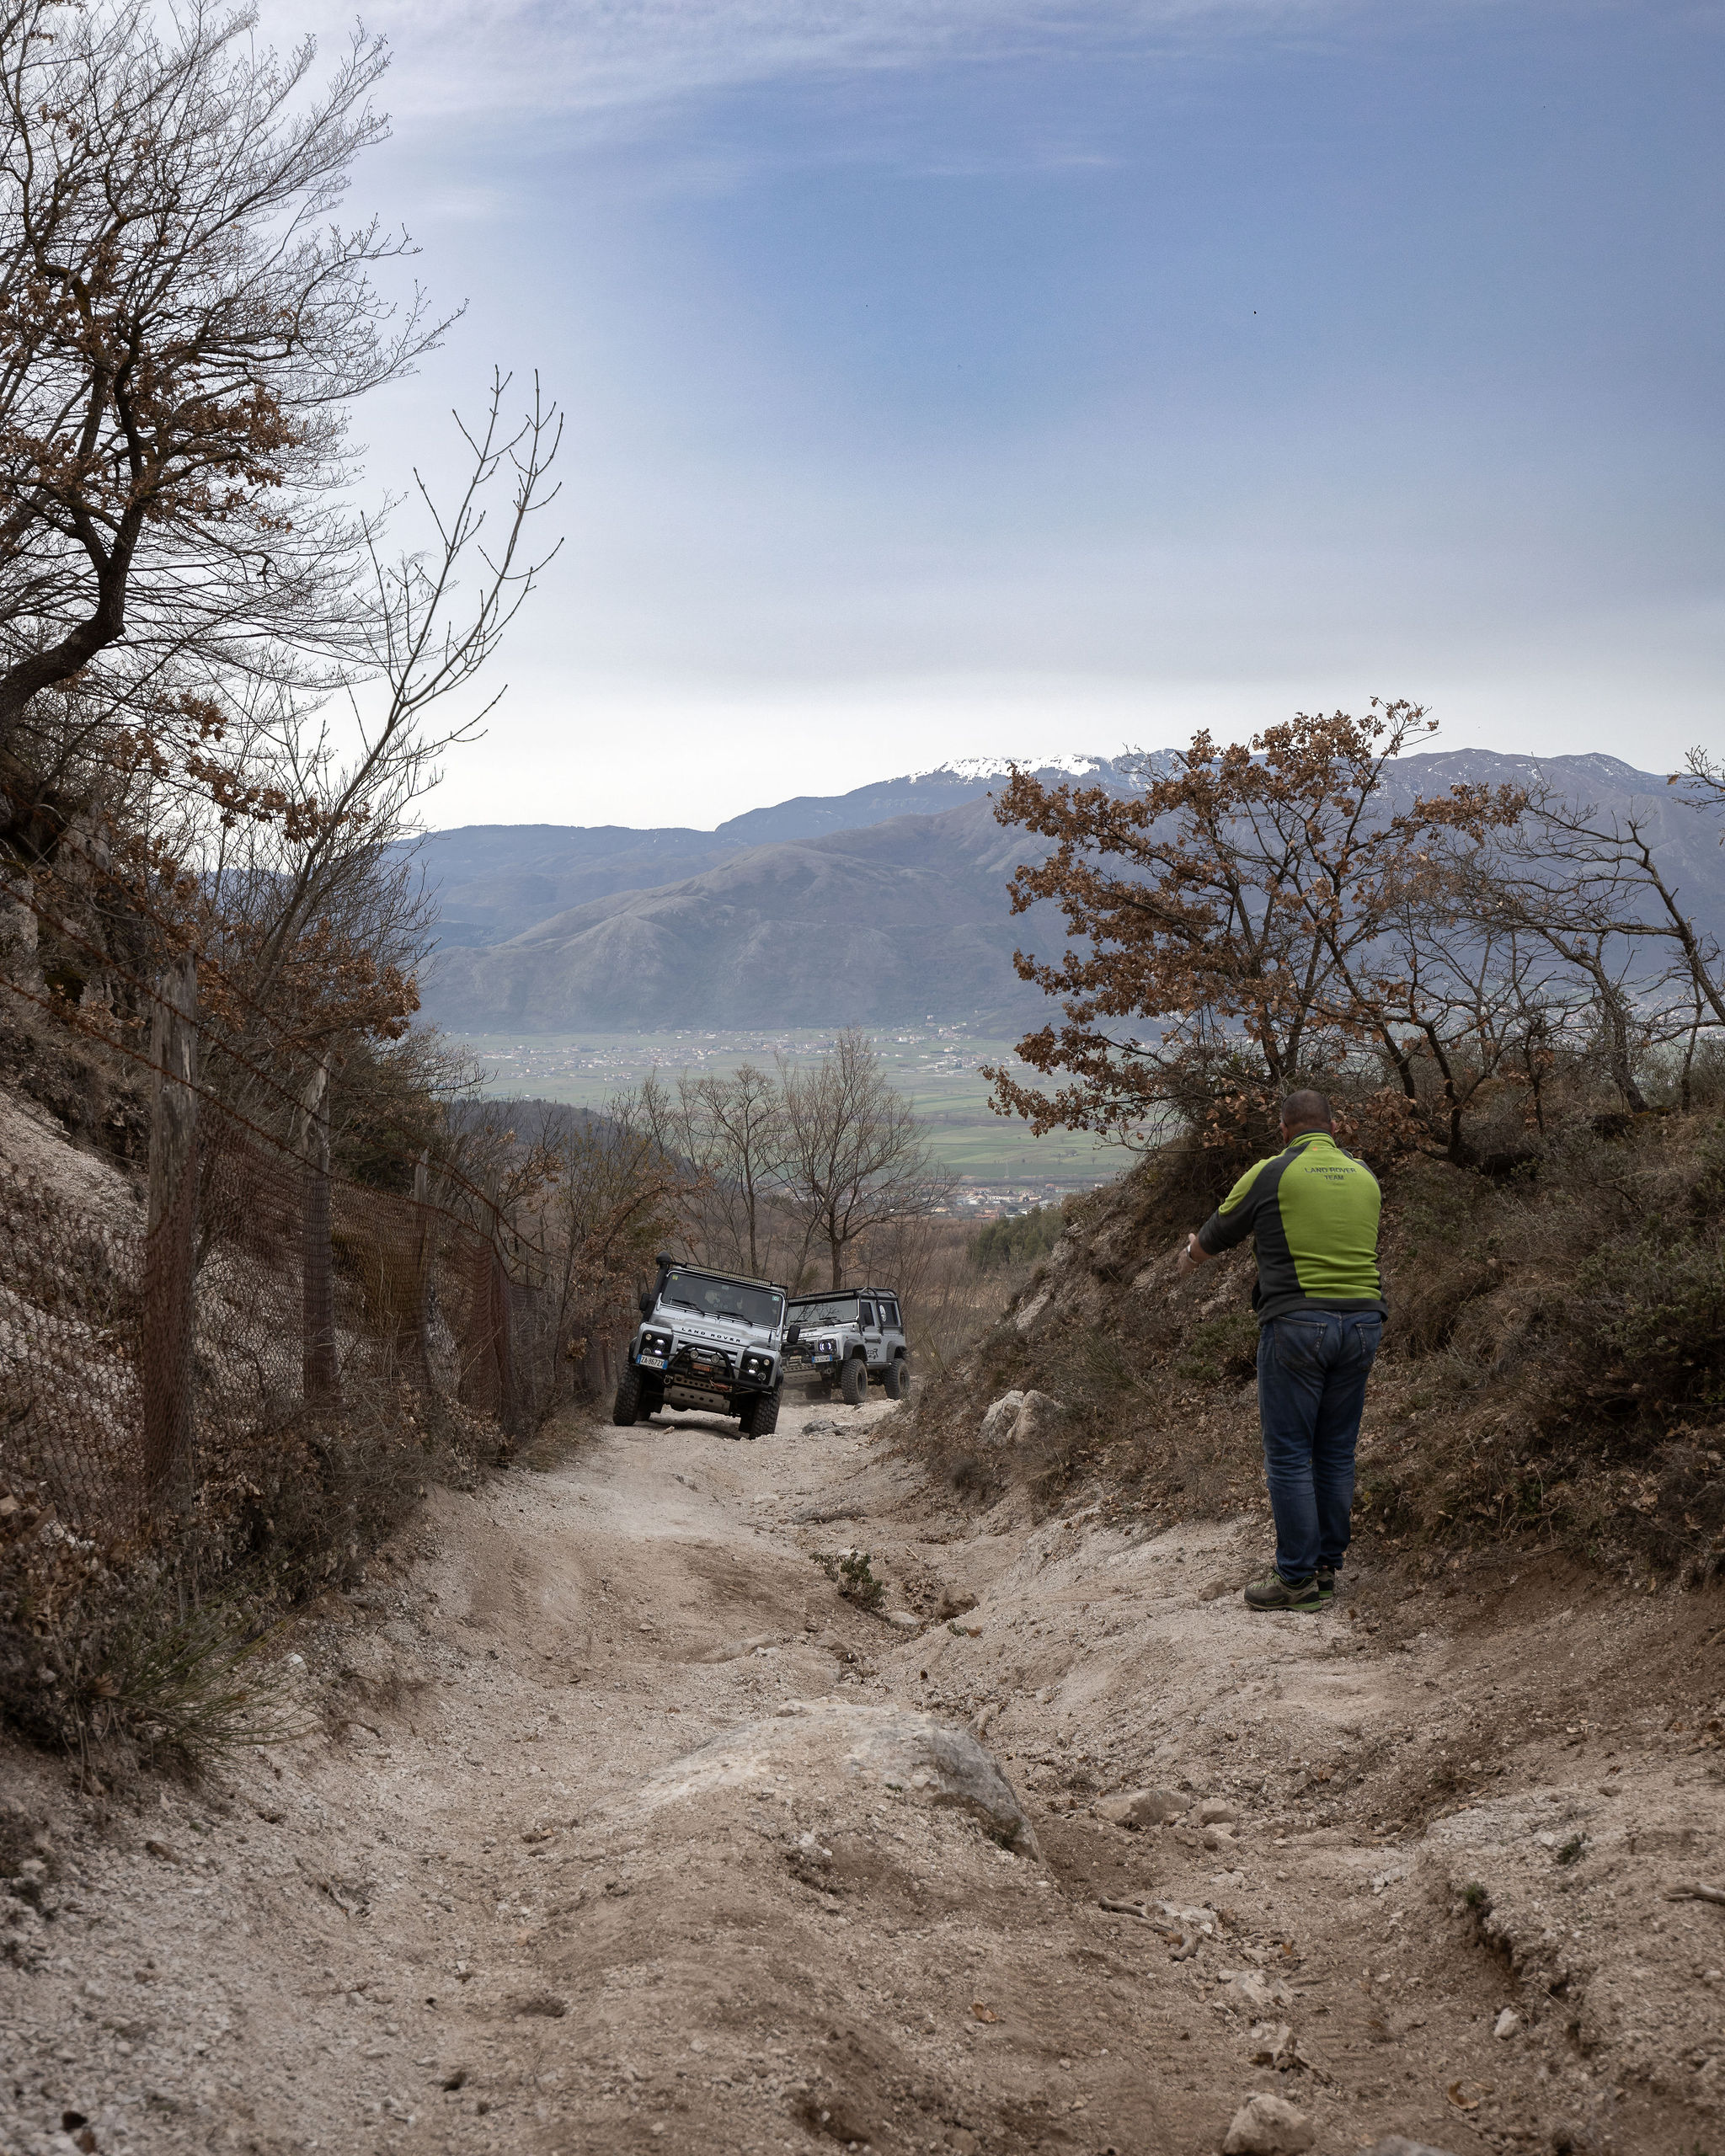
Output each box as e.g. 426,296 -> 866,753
907,1124 -> 1725,1593
3,1383 -> 1721,2156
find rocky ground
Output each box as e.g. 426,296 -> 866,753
3,1389 -> 1722,2156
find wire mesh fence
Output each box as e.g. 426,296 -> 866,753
0,1101 -> 521,1550
0,925 -> 540,1569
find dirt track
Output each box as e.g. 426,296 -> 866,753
3,1390 -> 1722,2156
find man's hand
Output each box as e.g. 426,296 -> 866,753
1175,1231 -> 1212,1281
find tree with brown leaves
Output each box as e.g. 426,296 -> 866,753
0,0 -> 440,744
985,702 -> 1527,1146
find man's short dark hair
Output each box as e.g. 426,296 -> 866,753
1279,1089 -> 1333,1132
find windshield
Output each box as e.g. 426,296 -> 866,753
789,1294 -> 858,1328
659,1269 -> 783,1331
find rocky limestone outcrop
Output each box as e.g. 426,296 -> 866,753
1220,2091 -> 1314,2153
976,1387 -> 1065,1451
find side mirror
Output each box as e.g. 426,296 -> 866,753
638,1289 -> 654,1316
786,1323 -> 801,1347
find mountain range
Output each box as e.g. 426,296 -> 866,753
414,750 -> 1719,1035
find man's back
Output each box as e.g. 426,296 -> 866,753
1197,1129 -> 1384,1322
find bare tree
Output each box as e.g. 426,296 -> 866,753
634,1063 -> 792,1278
1460,784 -> 1725,1114
524,1092 -> 684,1417
185,372 -> 560,1113
1311,846 -> 1585,1160
0,0 -> 444,749
773,1030 -> 953,1290
685,1065 -> 786,1278
0,4 -> 567,1160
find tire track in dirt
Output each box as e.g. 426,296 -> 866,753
2,1395 -> 1719,2156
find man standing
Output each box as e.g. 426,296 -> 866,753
1176,1090 -> 1386,1613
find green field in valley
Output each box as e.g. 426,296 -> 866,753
453,1027 -> 1134,1202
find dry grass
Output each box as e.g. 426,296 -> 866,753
74,1591 -> 306,1770
2,1385 -> 509,1776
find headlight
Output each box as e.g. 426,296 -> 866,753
640,1329 -> 673,1356
740,1351 -> 774,1381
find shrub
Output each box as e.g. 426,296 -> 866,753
1175,1310 -> 1259,1386
817,1550 -> 885,1613
969,1205 -> 1065,1272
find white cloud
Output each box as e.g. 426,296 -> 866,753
423,628 -> 1725,831
264,0 -> 1366,125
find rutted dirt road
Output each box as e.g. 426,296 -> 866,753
3,1392 -> 1722,2156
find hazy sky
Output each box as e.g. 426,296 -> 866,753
275,1 -> 1723,830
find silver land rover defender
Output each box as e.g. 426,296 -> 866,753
613,1256 -> 788,1439
782,1286 -> 910,1406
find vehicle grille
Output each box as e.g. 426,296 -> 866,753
670,1343 -> 734,1388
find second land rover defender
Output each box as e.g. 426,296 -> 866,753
781,1286 -> 910,1405
614,1257 -> 788,1438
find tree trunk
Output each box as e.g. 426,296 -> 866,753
301,1057 -> 339,1406
142,955 -> 198,1511
1594,976 -> 1649,1114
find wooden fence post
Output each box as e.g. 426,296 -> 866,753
410,1151 -> 438,1405
142,955 -> 199,1509
301,1056 -> 339,1406
493,1237 -> 519,1442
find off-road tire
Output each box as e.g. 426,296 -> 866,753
841,1355 -> 868,1406
612,1364 -> 642,1426
884,1355 -> 909,1401
740,1389 -> 780,1439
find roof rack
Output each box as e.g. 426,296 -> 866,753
788,1284 -> 900,1299
661,1258 -> 787,1294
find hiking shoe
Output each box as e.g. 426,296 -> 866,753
1315,1565 -> 1337,1604
1242,1570 -> 1322,1614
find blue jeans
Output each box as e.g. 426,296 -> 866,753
1256,1310 -> 1383,1582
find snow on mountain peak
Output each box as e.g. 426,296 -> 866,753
916,753 -> 1113,782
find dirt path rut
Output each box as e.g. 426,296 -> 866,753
3,1396 -> 1722,2156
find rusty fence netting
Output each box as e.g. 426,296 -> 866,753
0,1109 -> 524,1550
0,951 -> 537,1567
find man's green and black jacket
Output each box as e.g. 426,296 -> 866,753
1195,1129 -> 1386,1325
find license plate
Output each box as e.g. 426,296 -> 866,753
638,1354 -> 666,1369
813,1351 -> 834,1363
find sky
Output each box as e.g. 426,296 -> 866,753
266,0 -> 1724,830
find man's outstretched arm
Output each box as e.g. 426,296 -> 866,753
1177,1160 -> 1268,1282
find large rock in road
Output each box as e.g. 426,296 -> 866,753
629,1700 -> 1039,1856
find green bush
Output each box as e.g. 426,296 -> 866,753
817,1549 -> 885,1612
969,1204 -> 1064,1272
